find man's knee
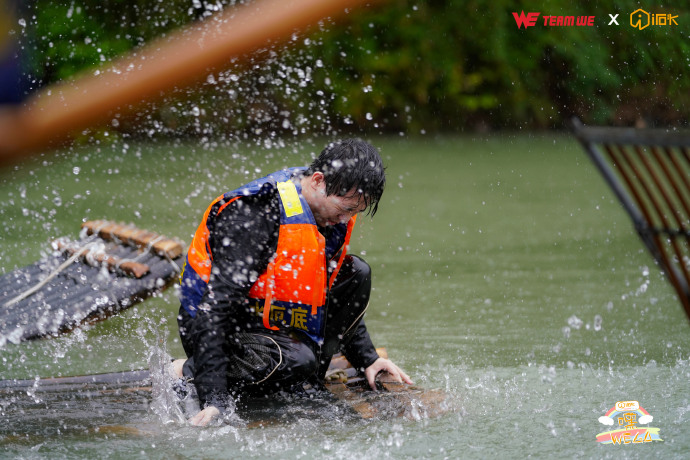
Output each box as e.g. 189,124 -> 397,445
343,254 -> 371,282
249,334 -> 318,392
332,255 -> 371,294
280,339 -> 318,382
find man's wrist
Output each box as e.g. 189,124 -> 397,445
202,391 -> 232,415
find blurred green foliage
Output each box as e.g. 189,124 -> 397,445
22,0 -> 196,83
17,0 -> 690,133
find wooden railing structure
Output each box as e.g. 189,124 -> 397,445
573,118 -> 690,321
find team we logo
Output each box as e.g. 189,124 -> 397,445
512,11 -> 540,28
512,11 -> 595,28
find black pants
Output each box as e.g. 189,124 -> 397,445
178,255 -> 372,395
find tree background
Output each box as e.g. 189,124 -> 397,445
10,0 -> 690,137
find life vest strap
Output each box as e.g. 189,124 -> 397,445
262,259 -> 279,331
313,257 -> 323,315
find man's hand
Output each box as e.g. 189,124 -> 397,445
189,406 -> 220,426
364,357 -> 413,391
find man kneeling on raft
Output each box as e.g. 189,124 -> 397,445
174,139 -> 412,426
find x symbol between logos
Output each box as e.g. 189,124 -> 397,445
609,14 -> 619,25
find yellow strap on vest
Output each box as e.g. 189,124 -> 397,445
276,180 -> 304,217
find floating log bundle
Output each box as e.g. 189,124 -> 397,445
0,221 -> 185,343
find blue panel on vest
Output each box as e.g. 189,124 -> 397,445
179,256 -> 211,318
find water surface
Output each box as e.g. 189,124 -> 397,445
1,134 -> 688,458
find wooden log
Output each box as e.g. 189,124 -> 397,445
81,220 -> 184,259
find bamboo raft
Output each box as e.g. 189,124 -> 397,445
0,348 -> 449,424
0,221 -> 184,343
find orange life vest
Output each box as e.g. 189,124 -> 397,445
180,168 -> 355,344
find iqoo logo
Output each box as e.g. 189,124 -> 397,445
616,400 -> 639,411
631,9 -> 650,29
630,8 -> 679,30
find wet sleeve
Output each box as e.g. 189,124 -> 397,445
341,319 -> 380,372
189,192 -> 280,411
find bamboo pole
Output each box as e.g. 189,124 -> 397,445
0,0 -> 376,166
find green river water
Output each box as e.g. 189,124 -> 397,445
1,134 -> 688,458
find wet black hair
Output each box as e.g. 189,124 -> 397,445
305,138 -> 386,216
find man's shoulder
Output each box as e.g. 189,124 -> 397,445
208,167 -> 306,228
236,187 -> 280,210
218,188 -> 279,219
207,190 -> 280,243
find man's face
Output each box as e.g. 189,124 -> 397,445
310,183 -> 367,227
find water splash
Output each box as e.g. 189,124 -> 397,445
146,339 -> 243,428
148,344 -> 190,425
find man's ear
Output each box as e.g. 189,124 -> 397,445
310,171 -> 325,191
